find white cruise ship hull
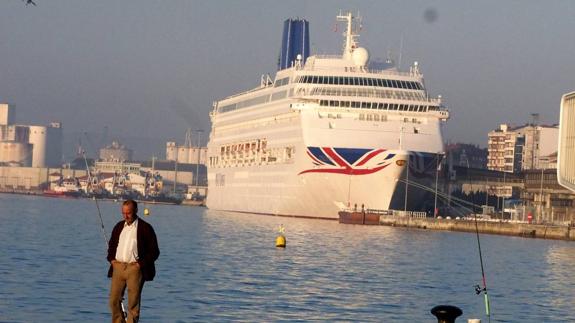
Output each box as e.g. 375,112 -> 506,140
207,106 -> 441,219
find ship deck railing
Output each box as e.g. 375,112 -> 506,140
305,56 -> 421,78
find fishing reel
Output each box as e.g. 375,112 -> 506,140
474,284 -> 486,295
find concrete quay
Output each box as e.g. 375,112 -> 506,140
378,215 -> 575,241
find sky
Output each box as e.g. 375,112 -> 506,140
1,0 -> 574,159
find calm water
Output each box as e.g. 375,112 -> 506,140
1,195 -> 575,322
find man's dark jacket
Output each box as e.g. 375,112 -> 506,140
107,217 -> 160,281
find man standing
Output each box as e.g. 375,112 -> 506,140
107,200 -> 159,323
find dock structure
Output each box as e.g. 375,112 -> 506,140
339,210 -> 575,241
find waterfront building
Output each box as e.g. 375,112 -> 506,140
99,140 -> 133,162
522,169 -> 575,224
487,124 -> 524,173
94,160 -> 141,174
487,123 -> 558,173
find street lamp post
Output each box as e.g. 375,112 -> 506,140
434,152 -> 440,217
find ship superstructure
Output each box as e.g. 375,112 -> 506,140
206,12 -> 449,219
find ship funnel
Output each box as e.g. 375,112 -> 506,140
278,18 -> 310,70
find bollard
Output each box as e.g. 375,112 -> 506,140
431,305 -> 463,323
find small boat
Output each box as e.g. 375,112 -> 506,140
44,177 -> 82,198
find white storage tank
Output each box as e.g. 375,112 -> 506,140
28,125 -> 47,168
0,103 -> 15,125
0,141 -> 32,166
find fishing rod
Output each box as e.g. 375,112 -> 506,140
82,151 -> 107,245
397,177 -> 491,321
81,148 -> 128,319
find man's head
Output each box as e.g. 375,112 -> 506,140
122,199 -> 138,224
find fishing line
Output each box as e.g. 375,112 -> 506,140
397,177 -> 492,321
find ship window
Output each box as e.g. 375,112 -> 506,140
219,104 -> 236,113
400,81 -> 407,89
408,105 -> 414,111
367,114 -> 373,121
367,78 -> 373,86
361,102 -> 369,109
274,77 -> 290,87
312,76 -> 319,83
374,114 -> 380,121
391,80 -> 398,88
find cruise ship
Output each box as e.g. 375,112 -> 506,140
206,12 -> 449,219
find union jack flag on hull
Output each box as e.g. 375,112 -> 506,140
299,147 -> 394,175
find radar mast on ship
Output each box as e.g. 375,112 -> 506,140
336,11 -> 361,59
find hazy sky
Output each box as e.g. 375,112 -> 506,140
1,0 -> 574,153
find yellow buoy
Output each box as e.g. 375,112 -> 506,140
144,208 -> 150,216
275,234 -> 286,248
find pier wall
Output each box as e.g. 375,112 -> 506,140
379,215 -> 575,241
0,166 -> 86,191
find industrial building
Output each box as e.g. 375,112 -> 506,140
165,130 -> 207,164
0,103 -> 62,168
